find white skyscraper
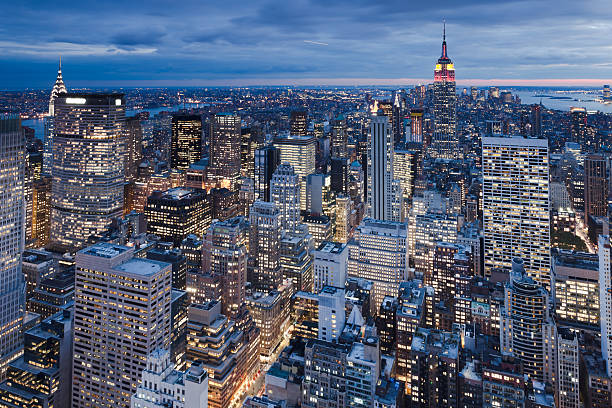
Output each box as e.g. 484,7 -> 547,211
313,241 -> 348,293
482,135 -> 551,289
131,348 -> 208,408
73,243 -> 172,408
599,234 -> 612,377
0,116 -> 26,379
318,286 -> 346,342
271,163 -> 301,234
50,93 -> 126,250
367,109 -> 400,222
347,218 -> 409,311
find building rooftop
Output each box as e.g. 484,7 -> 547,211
114,258 -> 169,277
80,242 -> 130,259
316,241 -> 346,254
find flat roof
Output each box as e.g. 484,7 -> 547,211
80,243 -> 130,259
114,258 -> 169,277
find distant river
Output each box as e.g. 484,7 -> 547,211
512,90 -> 612,113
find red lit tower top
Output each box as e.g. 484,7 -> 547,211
434,21 -> 455,82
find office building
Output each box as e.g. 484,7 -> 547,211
409,327 -> 460,408
330,156 -> 349,195
171,114 -> 202,171
500,259 -> 556,384
331,114 -> 347,158
600,235 -> 612,377
569,107 -> 587,146
306,173 -> 335,218
146,246 -> 187,290
254,145 -> 280,202
186,301 -> 260,408
376,296 -> 398,355
0,311 -> 72,408
0,116 -> 25,380
280,230 -> 314,293
145,187 -> 211,246
482,135 -> 551,289
273,135 -> 316,210
334,194 -> 352,243
203,217 -> 248,318
22,249 -> 55,300
289,109 -> 308,136
313,241 -> 348,293
302,336 -> 381,408
482,355 -> 528,408
249,201 -> 282,291
367,109 -> 401,222
27,267 -> 75,320
73,243 -> 172,408
347,218 -> 409,310
270,163 -> 301,233
245,282 -> 292,359
582,352 -> 612,408
302,213 -> 332,248
125,116 -> 143,182
208,113 -> 241,188
552,249 -> 600,330
50,93 -> 125,250
432,25 -> 457,158
317,286 -> 346,342
409,108 -> 424,143
395,282 -> 427,385
241,127 -> 259,179
31,176 -> 51,247
557,328 -> 579,408
130,348 -> 208,408
584,153 -> 608,224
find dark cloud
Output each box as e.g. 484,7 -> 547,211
1,0 -> 612,88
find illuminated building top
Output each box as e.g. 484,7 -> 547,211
434,22 -> 455,82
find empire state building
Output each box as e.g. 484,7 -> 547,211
432,23 -> 458,158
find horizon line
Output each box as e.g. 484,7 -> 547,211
6,77 -> 612,90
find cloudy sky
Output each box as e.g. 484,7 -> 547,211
1,0 -> 612,88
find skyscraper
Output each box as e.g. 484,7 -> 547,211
367,109 -> 401,222
409,108 -> 424,143
290,109 -> 308,136
0,116 -> 25,380
249,201 -> 282,291
43,58 -> 67,175
50,93 -> 126,251
145,187 -> 211,246
270,163 -> 301,234
347,218 -> 409,310
125,116 -> 143,183
584,153 -> 608,224
432,23 -> 458,158
72,243 -> 172,408
599,235 -> 612,377
500,258 -> 557,384
208,113 -> 241,189
569,107 -> 587,145
254,145 -> 280,202
482,135 -> 551,288
171,114 -> 202,171
203,217 -> 248,318
331,114 -> 348,158
273,134 -> 316,211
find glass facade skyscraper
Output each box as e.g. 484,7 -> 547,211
50,94 -> 126,251
0,116 -> 26,380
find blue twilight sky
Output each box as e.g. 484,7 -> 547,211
1,0 -> 612,89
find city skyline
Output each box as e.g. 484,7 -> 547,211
2,1 -> 612,88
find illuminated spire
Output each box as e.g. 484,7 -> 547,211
49,57 -> 67,115
441,19 -> 448,59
